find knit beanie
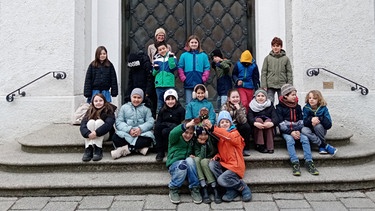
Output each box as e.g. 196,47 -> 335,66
210,49 -> 223,59
254,89 -> 268,97
131,88 -> 144,99
163,89 -> 178,101
217,110 -> 233,126
195,126 -> 206,136
154,28 -> 166,38
240,50 -> 253,63
281,84 -> 296,96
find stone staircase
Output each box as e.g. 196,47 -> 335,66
0,123 -> 374,197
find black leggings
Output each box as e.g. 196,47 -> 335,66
112,133 -> 153,150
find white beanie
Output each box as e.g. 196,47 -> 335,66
163,89 -> 178,101
155,28 -> 166,38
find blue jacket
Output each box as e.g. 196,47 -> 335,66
152,51 -> 177,88
115,102 -> 155,145
232,60 -> 260,90
178,50 -> 210,89
185,98 -> 216,125
303,104 -> 332,130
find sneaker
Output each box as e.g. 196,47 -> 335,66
325,144 -> 338,156
222,189 -> 239,202
291,161 -> 301,176
190,186 -> 202,204
243,149 -> 251,156
155,152 -> 165,162
137,147 -> 149,156
319,147 -> 328,154
92,146 -> 103,161
111,145 -> 131,159
241,185 -> 252,202
169,187 -> 180,204
82,145 -> 93,162
305,161 -> 319,175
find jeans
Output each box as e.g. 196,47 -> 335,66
168,157 -> 200,189
209,160 -> 242,190
266,88 -> 281,105
155,87 -> 170,113
301,124 -> 327,147
217,95 -> 227,110
282,133 -> 312,163
184,88 -> 193,105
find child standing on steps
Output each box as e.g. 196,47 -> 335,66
192,126 -> 221,204
205,111 -> 252,202
221,89 -> 252,156
276,84 -> 319,176
302,90 -> 337,155
167,119 -> 202,204
80,93 -> 117,162
154,89 -> 185,162
111,88 -> 155,159
248,89 -> 278,154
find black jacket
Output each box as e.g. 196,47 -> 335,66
126,52 -> 154,97
84,62 -> 118,98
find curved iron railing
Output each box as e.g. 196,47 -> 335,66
306,68 -> 369,95
6,71 -> 67,102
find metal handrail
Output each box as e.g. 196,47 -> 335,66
306,68 -> 369,95
6,71 -> 67,102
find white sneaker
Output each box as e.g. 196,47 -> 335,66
137,147 -> 149,156
111,145 -> 131,159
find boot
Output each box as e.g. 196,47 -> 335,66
92,145 -> 103,161
212,186 -> 222,204
137,147 -> 149,156
82,145 -> 93,162
111,145 -> 131,159
202,186 -> 211,204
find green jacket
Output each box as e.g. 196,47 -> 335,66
166,124 -> 194,168
261,49 -> 293,89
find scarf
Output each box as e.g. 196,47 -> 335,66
279,96 -> 298,108
249,98 -> 272,112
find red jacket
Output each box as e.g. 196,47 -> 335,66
212,126 -> 245,178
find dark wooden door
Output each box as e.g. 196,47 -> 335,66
122,0 -> 255,107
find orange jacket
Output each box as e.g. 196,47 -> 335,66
212,126 -> 245,178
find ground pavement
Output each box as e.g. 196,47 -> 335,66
1,190 -> 375,211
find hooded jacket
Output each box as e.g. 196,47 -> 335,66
303,104 -> 332,130
261,49 -> 293,89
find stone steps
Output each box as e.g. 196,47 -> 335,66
0,123 -> 374,196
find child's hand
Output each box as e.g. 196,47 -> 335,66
237,80 -> 243,86
190,154 -> 195,158
233,103 -> 241,110
312,117 -> 320,126
88,131 -> 97,139
202,119 -> 212,130
291,131 -> 300,140
186,119 -> 196,128
254,122 -> 264,129
263,122 -> 274,129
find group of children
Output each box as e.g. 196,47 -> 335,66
80,29 -> 338,204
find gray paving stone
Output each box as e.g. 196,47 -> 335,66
275,199 -> 311,209
50,196 -> 83,202
334,191 -> 366,198
11,197 -> 50,210
279,209 -> 313,211
349,209 -> 375,211
114,195 -> 145,201
177,203 -> 210,211
310,201 -> 348,211
144,195 -> 176,210
0,201 -> 15,211
252,193 -> 274,201
273,193 -> 305,200
340,198 -> 375,209
0,197 -> 18,201
41,201 -> 78,211
109,200 -> 144,211
243,201 -> 278,211
210,201 -> 244,210
304,192 -> 337,201
78,196 -> 114,209
365,191 -> 375,202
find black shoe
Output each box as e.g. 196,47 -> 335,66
202,186 -> 211,204
82,145 -> 93,162
155,152 -> 165,162
92,145 -> 103,161
256,145 -> 268,153
212,187 -> 222,204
